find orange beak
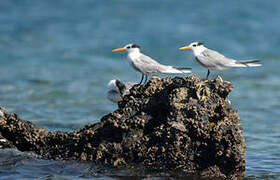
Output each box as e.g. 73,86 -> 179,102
112,48 -> 126,52
179,46 -> 192,50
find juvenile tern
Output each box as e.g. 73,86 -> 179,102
112,44 -> 192,84
180,42 -> 261,79
107,79 -> 136,103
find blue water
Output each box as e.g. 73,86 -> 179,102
0,0 -> 279,179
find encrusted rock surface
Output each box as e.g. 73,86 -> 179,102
0,74 -> 245,179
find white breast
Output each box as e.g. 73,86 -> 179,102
128,49 -> 141,62
193,46 -> 207,56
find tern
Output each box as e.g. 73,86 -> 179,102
180,42 -> 261,79
112,44 -> 192,84
107,79 -> 136,103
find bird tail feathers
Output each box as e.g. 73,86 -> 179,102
173,66 -> 192,73
233,59 -> 262,67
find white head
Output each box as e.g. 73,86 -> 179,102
180,42 -> 206,56
112,44 -> 141,54
107,79 -> 126,103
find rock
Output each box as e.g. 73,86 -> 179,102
0,75 -> 245,179
0,107 -> 15,149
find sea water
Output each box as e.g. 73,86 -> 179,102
0,0 -> 279,179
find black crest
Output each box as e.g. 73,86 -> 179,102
115,80 -> 126,94
131,44 -> 141,49
197,42 -> 204,46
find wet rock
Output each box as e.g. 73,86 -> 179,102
0,75 -> 245,179
0,107 -> 15,149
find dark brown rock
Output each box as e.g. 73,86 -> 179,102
0,74 -> 245,179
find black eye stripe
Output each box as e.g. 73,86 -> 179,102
131,44 -> 141,49
127,46 -> 131,49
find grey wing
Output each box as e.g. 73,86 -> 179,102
195,55 -> 217,69
123,82 -> 136,96
203,49 -> 235,64
197,49 -> 236,70
139,54 -> 162,66
124,82 -> 136,89
134,54 -> 165,74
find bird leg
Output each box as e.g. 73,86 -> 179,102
206,69 -> 210,80
144,75 -> 148,83
139,74 -> 144,84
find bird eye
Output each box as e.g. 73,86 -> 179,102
193,44 -> 197,47
127,46 -> 131,49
